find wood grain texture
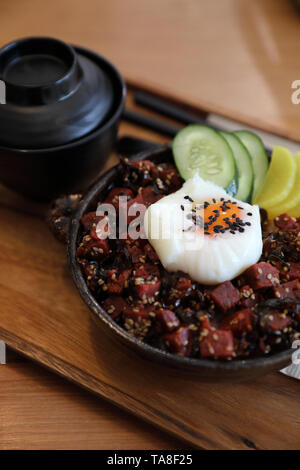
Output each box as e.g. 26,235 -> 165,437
0,0 -> 300,141
0,106 -> 299,449
0,1 -> 299,448
0,361 -> 184,450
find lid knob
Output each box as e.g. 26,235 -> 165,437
0,37 -> 82,106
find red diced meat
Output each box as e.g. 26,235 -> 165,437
163,326 -> 191,356
156,309 -> 180,333
140,186 -> 163,207
104,187 -> 134,210
77,237 -> 109,258
123,303 -> 154,320
127,193 -> 145,224
131,160 -> 156,172
144,243 -> 159,262
127,245 -> 145,264
80,211 -> 102,231
106,269 -> 131,294
133,264 -> 161,303
128,160 -> 157,187
286,262 -> 300,281
121,230 -> 144,246
238,285 -> 258,308
200,329 -> 234,359
122,303 -> 155,339
90,217 -> 110,241
222,308 -> 253,336
272,279 -> 300,299
210,281 -> 240,312
261,311 -> 291,332
244,262 -> 280,290
200,316 -> 213,333
175,277 -> 192,291
102,296 -> 127,320
136,282 -> 161,303
158,168 -> 182,190
274,213 -> 298,230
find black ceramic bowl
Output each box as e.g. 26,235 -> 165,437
68,147 -> 293,382
0,39 -> 126,200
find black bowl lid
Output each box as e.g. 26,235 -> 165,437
0,37 -> 116,149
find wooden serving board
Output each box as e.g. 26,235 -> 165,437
0,93 -> 299,450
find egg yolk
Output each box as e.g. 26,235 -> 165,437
186,198 -> 251,236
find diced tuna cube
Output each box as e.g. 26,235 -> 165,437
122,303 -> 154,340
133,264 -> 161,303
126,193 -> 145,224
175,277 -> 192,291
106,269 -> 131,294
244,262 -> 280,290
90,217 -> 111,241
102,296 -> 127,320
127,245 -> 145,264
131,160 -> 156,172
104,187 -> 134,210
274,213 -> 298,230
77,237 -> 109,258
272,279 -> 300,299
123,303 -> 155,320
200,329 -> 234,359
163,326 -> 191,356
158,168 -> 182,190
80,211 -> 102,231
136,281 -> 161,303
260,311 -> 291,332
286,262 -> 300,281
222,308 -> 253,336
156,309 -> 180,333
210,281 -> 240,312
140,186 -> 163,207
238,285 -> 258,308
144,243 -> 159,262
128,160 -> 157,186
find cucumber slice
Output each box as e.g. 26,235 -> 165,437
172,124 -> 237,195
234,130 -> 269,203
220,131 -> 254,202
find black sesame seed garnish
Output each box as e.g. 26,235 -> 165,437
180,205 -> 184,211
184,195 -> 194,202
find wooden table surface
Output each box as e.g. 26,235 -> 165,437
0,0 -> 299,450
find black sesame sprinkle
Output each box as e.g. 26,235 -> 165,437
184,195 -> 194,202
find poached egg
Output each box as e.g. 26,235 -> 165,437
144,174 -> 262,285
